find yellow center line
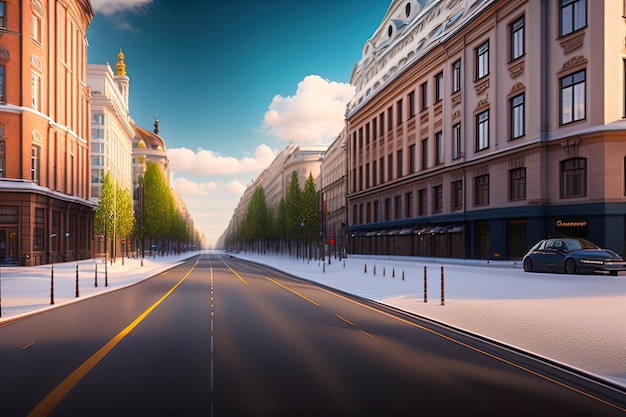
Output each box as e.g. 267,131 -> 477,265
319,287 -> 626,413
27,258 -> 199,417
221,260 -> 249,285
265,276 -> 320,307
335,314 -> 356,327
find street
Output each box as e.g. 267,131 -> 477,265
0,253 -> 624,416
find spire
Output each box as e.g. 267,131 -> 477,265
115,48 -> 127,76
153,114 -> 159,135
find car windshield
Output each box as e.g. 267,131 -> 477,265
563,238 -> 599,250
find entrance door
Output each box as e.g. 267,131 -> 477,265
0,228 -> 18,264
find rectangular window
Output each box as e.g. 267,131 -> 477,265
0,140 -> 5,178
409,144 -> 416,173
421,138 -> 428,170
435,131 -> 444,165
365,163 -> 370,188
420,81 -> 428,110
32,73 -> 41,111
452,123 -> 462,160
510,93 -> 525,139
91,113 -> 105,125
476,41 -> 489,80
397,149 -> 403,177
365,123 -> 370,145
31,145 -> 40,184
396,99 -> 403,125
476,110 -> 489,151
395,195 -> 402,220
387,107 -> 393,131
560,0 -> 586,37
0,2 -> 6,29
372,160 -> 377,186
380,157 -> 385,184
452,180 -> 463,210
372,117 -> 378,140
388,154 -> 393,180
358,166 -> 363,191
560,158 -> 586,198
373,201 -> 380,222
418,188 -> 427,216
405,192 -> 413,218
510,16 -> 524,61
435,72 -> 444,102
452,60 -> 461,93
560,70 -> 586,125
385,198 -> 391,221
34,208 -> 45,251
509,167 -> 527,201
475,174 -> 489,206
32,13 -> 42,43
433,185 -> 443,213
408,91 -> 416,118
0,65 -> 5,103
379,113 -> 385,136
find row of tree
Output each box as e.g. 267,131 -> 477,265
94,161 -> 195,259
228,171 -> 321,256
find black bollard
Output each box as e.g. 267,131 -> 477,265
424,266 -> 427,303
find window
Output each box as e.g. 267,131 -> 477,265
0,2 -> 6,29
31,145 -> 40,184
476,110 -> 489,151
374,201 -> 380,222
396,99 -> 403,125
0,65 -> 5,103
418,188 -> 427,216
435,131 -> 444,165
372,118 -> 378,140
387,107 -> 393,131
397,149 -> 403,177
408,91 -> 416,118
388,154 -> 393,180
365,163 -> 370,188
452,180 -> 463,210
365,123 -> 370,145
560,0 -> 586,37
509,167 -> 527,201
560,70 -> 585,124
420,81 -> 428,110
92,113 -> 105,125
358,166 -> 363,191
395,195 -> 402,219
32,13 -> 42,43
379,113 -> 385,136
372,160 -> 377,186
409,144 -> 416,173
421,138 -> 428,170
435,72 -> 444,102
475,174 -> 489,206
452,60 -> 461,93
380,157 -> 385,184
452,123 -> 462,160
385,198 -> 391,221
560,158 -> 586,198
510,16 -> 524,61
476,41 -> 489,80
32,73 -> 41,111
0,140 -> 5,178
405,192 -> 413,218
510,93 -> 525,139
433,185 -> 443,213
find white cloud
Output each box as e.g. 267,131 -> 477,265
168,144 -> 277,176
224,180 -> 247,196
170,176 -> 217,196
262,75 -> 355,146
90,0 -> 154,16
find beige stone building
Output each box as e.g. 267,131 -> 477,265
345,0 -> 626,260
320,132 -> 348,258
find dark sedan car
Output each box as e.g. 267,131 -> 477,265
523,237 -> 626,276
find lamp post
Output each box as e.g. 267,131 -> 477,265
50,233 -> 57,305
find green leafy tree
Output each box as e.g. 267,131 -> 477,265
284,171 -> 302,238
143,162 -> 172,249
301,173 -> 319,239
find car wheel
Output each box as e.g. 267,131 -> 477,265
565,258 -> 577,274
523,257 -> 533,272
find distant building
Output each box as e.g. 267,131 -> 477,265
320,132 -> 348,258
87,50 -> 134,201
0,0 -> 95,265
345,0 -> 626,260
217,144 -> 326,249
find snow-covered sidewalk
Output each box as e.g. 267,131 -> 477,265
1,250 -> 625,389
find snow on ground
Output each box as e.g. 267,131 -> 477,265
1,250 -> 625,388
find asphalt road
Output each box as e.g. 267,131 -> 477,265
0,253 -> 624,416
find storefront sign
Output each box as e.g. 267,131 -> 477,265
555,220 -> 588,228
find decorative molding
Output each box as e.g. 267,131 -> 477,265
474,77 -> 490,95
559,31 -> 585,55
562,138 -> 580,156
558,55 -> 588,75
508,59 -> 524,78
474,98 -> 490,113
508,156 -> 525,169
508,82 -> 525,98
30,54 -> 43,71
0,45 -> 9,63
451,92 -> 461,107
452,110 -> 461,121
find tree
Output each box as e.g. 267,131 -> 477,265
284,171 -> 302,238
301,173 -> 319,240
94,172 -> 135,260
143,162 -> 172,250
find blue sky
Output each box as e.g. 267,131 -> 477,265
87,0 -> 390,247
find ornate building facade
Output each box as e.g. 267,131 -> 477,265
346,0 -> 626,259
0,0 -> 95,265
